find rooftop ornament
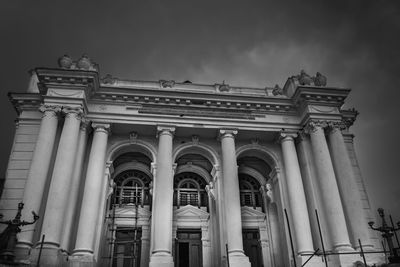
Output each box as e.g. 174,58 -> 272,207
0,202 -> 39,263
368,208 -> 400,264
57,54 -> 99,71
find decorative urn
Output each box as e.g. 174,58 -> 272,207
77,54 -> 91,70
57,55 -> 72,69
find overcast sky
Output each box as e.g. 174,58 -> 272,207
1,1 -> 399,221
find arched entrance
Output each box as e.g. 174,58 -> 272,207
101,149 -> 154,267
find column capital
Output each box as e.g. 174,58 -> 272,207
218,129 -> 238,139
156,125 -> 175,137
91,122 -> 111,134
326,121 -> 347,134
80,118 -> 91,131
62,106 -> 84,119
303,120 -> 328,134
278,130 -> 297,143
39,104 -> 62,117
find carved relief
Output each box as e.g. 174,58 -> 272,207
304,120 -> 329,134
159,80 -> 175,88
308,105 -> 337,113
272,84 -> 283,96
101,74 -> 117,85
313,72 -> 327,86
215,81 -> 230,92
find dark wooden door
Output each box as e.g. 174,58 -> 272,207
243,229 -> 263,267
176,230 -> 202,267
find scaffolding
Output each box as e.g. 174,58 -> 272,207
105,185 -> 141,267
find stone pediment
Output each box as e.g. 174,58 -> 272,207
174,205 -> 209,221
241,206 -> 266,221
114,205 -> 151,218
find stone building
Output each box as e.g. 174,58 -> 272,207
0,55 -> 384,266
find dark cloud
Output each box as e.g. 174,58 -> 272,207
1,0 -> 399,219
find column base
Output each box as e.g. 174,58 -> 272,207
296,255 -> 325,267
228,251 -> 251,267
29,246 -> 65,267
68,254 -> 96,267
149,252 -> 174,267
333,243 -> 354,253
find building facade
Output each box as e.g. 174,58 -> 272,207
0,55 -> 384,267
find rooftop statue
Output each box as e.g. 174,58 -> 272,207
298,69 -> 312,85
313,72 -> 327,86
272,84 -> 283,96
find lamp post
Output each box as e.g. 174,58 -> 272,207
0,202 -> 39,262
368,208 -> 400,264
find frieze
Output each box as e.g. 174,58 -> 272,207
47,88 -> 85,98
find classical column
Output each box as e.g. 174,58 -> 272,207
140,225 -> 151,267
40,106 -> 82,249
219,129 -> 250,267
72,123 -> 110,257
60,119 -> 90,252
149,126 -> 175,267
17,105 -> 61,249
306,121 -> 352,251
296,132 -> 332,250
327,123 -> 372,249
279,132 -> 314,254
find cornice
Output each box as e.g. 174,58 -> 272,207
292,86 -> 351,107
8,93 -> 42,115
35,67 -> 100,96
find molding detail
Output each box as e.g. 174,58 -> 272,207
129,131 -> 138,143
159,80 -> 175,88
39,104 -> 62,117
218,129 -> 238,139
92,122 -> 111,134
156,125 -> 175,137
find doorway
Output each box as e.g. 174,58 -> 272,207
242,229 -> 263,267
112,227 -> 141,267
176,229 -> 202,267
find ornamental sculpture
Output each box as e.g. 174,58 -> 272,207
57,54 -> 98,71
0,202 -> 39,262
290,70 -> 328,86
159,80 -> 175,88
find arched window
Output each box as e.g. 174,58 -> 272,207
174,172 -> 208,209
239,174 -> 262,209
114,170 -> 151,207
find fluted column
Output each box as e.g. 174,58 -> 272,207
60,119 -> 90,252
40,106 -> 83,249
327,123 -> 372,249
279,132 -> 314,254
17,105 -> 61,248
149,126 -> 175,267
219,129 -> 250,267
306,121 -> 352,251
72,123 -> 110,257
